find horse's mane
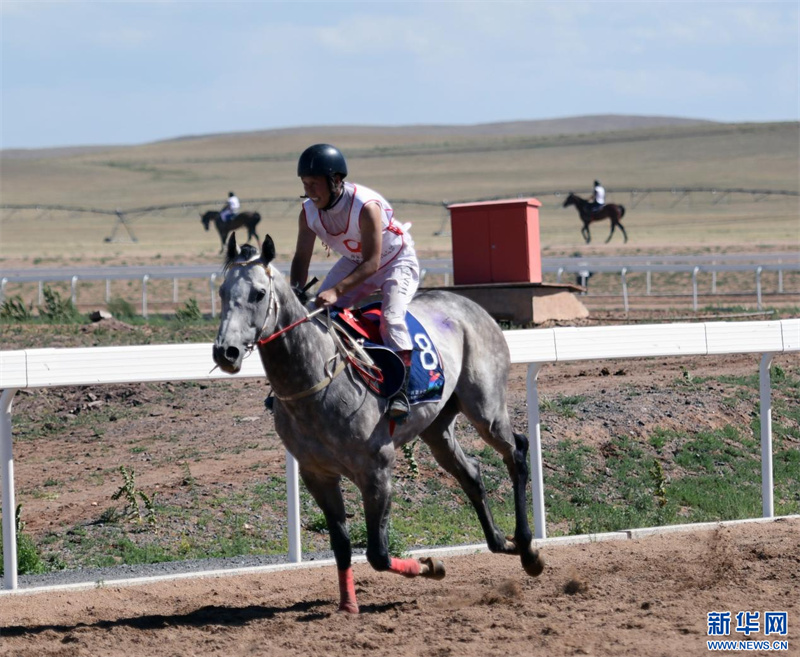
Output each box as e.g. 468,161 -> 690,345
223,243 -> 261,274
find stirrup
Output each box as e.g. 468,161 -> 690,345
387,392 -> 410,422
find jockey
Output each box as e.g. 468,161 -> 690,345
220,191 -> 240,223
291,143 -> 419,423
590,180 -> 605,213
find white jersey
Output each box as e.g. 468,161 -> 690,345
228,195 -> 240,212
594,185 -> 605,205
302,182 -> 413,270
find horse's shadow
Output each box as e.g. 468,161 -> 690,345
2,599 -> 406,637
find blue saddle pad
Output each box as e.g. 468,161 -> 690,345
332,303 -> 445,406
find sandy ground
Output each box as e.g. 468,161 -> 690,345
1,518 -> 798,657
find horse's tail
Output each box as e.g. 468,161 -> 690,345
618,205 -> 626,220
252,212 -> 261,225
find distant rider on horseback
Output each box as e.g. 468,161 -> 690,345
590,180 -> 605,214
220,191 -> 240,223
291,144 -> 419,422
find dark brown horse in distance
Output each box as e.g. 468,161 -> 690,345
201,210 -> 262,252
563,193 -> 628,244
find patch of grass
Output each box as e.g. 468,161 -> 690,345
648,427 -> 679,452
540,394 -> 586,419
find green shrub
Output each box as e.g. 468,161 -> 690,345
107,297 -> 137,320
0,295 -> 34,321
0,505 -> 47,576
175,298 -> 203,322
40,286 -> 82,323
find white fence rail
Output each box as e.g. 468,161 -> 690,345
2,319 -> 798,590
2,255 -> 798,315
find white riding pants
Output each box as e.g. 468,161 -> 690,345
320,249 -> 419,352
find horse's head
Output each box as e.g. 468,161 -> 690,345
212,233 -> 278,373
562,193 -> 576,208
201,211 -> 214,231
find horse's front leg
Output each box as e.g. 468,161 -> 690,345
360,459 -> 445,581
300,469 -> 359,614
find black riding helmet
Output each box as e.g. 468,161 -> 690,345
297,144 -> 348,210
297,144 -> 348,178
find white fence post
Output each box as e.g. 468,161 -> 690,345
756,266 -> 763,310
621,267 -> 629,313
286,451 -> 302,563
1,389 -> 18,591
71,275 -> 79,306
142,274 -> 150,319
527,363 -> 546,539
760,354 -> 775,518
692,267 -> 700,312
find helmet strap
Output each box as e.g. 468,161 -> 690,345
323,176 -> 344,210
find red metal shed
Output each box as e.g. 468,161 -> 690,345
448,198 -> 542,285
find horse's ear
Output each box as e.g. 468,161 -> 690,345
226,233 -> 239,261
261,235 -> 276,265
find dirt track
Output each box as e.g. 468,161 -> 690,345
1,518 -> 798,657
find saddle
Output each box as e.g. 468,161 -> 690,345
331,303 -> 445,405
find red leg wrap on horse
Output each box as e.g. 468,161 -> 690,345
389,557 -> 421,577
337,568 -> 359,614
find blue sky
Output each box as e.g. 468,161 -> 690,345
1,1 -> 798,149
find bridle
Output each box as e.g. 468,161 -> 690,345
228,258 -> 357,402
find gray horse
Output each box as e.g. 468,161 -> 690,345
212,234 -> 544,614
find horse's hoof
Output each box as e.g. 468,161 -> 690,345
419,557 -> 446,580
337,602 -> 359,614
522,549 -> 545,578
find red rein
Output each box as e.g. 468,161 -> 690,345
256,315 -> 311,345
